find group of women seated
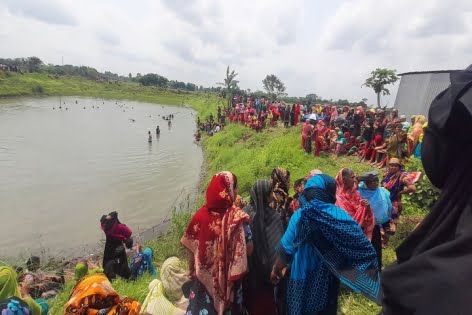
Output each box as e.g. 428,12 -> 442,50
301,106 -> 428,170
0,255 -> 65,315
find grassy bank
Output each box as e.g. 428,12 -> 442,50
0,72 -> 222,118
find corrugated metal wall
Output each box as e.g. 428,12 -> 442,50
394,72 -> 451,118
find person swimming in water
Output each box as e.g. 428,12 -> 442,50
148,131 -> 152,143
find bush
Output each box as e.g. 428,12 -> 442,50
32,84 -> 44,94
403,157 -> 440,211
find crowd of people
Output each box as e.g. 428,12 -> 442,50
180,165 -> 411,315
301,106 -> 427,169
48,163 -> 416,315
2,67 -> 472,315
195,108 -> 226,140
201,95 -> 428,169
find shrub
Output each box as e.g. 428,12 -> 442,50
32,84 -> 44,94
403,157 -> 440,211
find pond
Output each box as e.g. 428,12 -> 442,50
0,96 -> 202,258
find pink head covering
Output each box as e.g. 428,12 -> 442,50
330,106 -> 338,123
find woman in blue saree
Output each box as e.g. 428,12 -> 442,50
271,174 -> 381,315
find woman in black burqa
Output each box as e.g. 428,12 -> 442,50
100,211 -> 133,280
381,66 -> 472,315
243,180 -> 285,314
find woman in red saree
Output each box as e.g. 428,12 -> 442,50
367,134 -> 384,165
301,119 -> 313,151
314,120 -> 329,157
294,103 -> 301,126
243,108 -> 249,125
181,172 -> 252,315
335,168 -> 375,240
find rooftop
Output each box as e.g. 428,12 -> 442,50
398,70 -> 460,76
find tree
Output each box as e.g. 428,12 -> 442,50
185,82 -> 196,91
262,74 -> 287,100
358,98 -> 368,106
362,68 -> 398,108
138,73 -> 168,87
304,93 -> 319,105
128,73 -> 132,79
26,56 -> 43,72
217,66 -> 239,108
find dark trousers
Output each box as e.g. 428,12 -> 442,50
372,222 -> 389,270
372,224 -> 383,268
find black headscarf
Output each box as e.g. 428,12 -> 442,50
245,180 -> 284,285
100,211 -> 131,280
381,67 -> 472,315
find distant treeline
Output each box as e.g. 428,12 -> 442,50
0,56 -> 219,93
0,57 -> 365,106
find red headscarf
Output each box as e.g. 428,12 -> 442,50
374,134 -> 383,145
335,169 -> 375,240
316,119 -> 328,135
100,213 -> 132,241
104,223 -> 131,241
181,172 -> 250,314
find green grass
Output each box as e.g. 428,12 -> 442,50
2,74 -> 426,314
0,72 -> 222,118
203,124 -> 374,195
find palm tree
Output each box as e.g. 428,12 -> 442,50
217,66 -> 239,108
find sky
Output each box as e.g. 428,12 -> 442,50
0,0 -> 471,106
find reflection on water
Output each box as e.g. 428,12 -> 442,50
0,97 -> 202,258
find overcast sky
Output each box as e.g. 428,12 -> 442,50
1,0 -> 471,105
